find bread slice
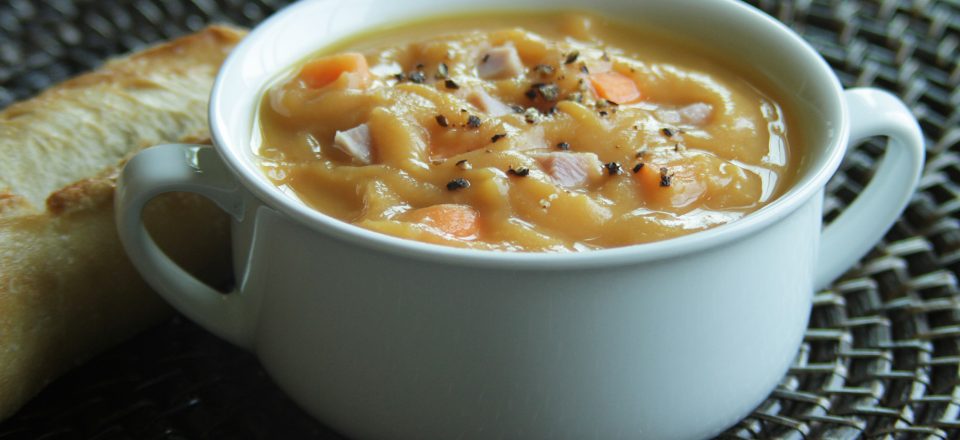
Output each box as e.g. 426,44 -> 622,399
0,26 -> 245,421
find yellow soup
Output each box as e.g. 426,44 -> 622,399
256,11 -> 801,252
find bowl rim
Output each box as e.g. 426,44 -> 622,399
208,0 -> 849,270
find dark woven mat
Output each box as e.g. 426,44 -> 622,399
1,0 -> 958,438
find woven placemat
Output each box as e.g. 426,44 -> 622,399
1,0 -> 958,438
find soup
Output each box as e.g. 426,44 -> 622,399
255,11 -> 800,252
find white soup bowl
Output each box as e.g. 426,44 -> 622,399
116,0 -> 924,438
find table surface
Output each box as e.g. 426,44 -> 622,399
1,0 -> 959,438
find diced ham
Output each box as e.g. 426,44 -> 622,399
513,126 -> 548,150
333,123 -> 373,164
679,103 -> 713,125
533,152 -> 603,188
467,88 -> 514,117
477,45 -> 524,80
655,102 -> 713,126
583,59 -> 612,75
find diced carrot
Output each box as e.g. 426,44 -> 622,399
632,163 -> 705,211
298,52 -> 371,89
404,204 -> 480,239
632,163 -> 663,199
589,71 -> 641,104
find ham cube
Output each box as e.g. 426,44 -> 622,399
656,102 -> 713,126
533,152 -> 603,188
468,88 -> 514,117
477,45 -> 524,80
333,123 -> 373,164
678,102 -> 713,125
514,126 -> 548,151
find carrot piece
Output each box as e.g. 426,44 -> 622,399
404,204 -> 480,239
632,163 -> 663,199
589,71 -> 641,104
632,162 -> 706,211
298,52 -> 371,89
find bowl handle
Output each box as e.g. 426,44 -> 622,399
815,88 -> 925,290
115,144 -> 253,348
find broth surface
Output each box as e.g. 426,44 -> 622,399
256,11 -> 800,251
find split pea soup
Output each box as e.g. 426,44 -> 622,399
255,11 -> 802,252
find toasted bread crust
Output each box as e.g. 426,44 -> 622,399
0,193 -> 30,217
0,25 -> 244,210
0,26 -> 243,421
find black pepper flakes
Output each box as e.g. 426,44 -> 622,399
510,104 -> 525,114
482,53 -> 491,63
455,159 -> 472,170
436,62 -> 449,79
605,162 -> 623,175
524,88 -> 538,100
435,114 -> 449,128
536,83 -> 560,101
632,163 -> 645,173
534,64 -> 555,76
444,79 -> 460,90
508,166 -> 530,177
415,63 -> 425,70
564,50 -> 580,65
523,107 -> 540,124
466,115 -> 482,128
662,127 -> 675,137
408,70 -> 426,84
579,63 -> 589,75
447,178 -> 471,191
635,148 -> 648,158
393,73 -> 405,82
659,167 -> 673,187
556,141 -> 570,150
598,111 -> 609,117
491,133 -> 507,143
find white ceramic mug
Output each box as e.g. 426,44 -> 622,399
115,0 -> 925,438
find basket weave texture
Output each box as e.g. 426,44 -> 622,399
0,0 -> 958,438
